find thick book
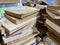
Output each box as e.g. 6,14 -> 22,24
3,28 -> 34,43
47,5 -> 60,10
0,16 -> 37,34
45,19 -> 60,38
47,32 -> 60,44
47,8 -> 60,16
48,16 -> 60,27
2,18 -> 37,37
17,38 -> 36,45
4,12 -> 38,24
46,9 -> 60,19
6,30 -> 39,45
5,6 -> 39,19
44,36 -> 59,45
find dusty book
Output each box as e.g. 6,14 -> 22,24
45,19 -> 60,38
0,16 -> 37,34
48,16 -> 60,27
47,8 -> 60,16
47,32 -> 60,45
46,9 -> 60,19
3,28 -> 34,43
4,12 -> 38,24
2,18 -> 37,37
5,6 -> 39,19
44,36 -> 59,45
5,30 -> 39,44
47,5 -> 60,10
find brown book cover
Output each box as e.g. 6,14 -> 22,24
5,6 -> 39,19
0,0 -> 20,4
46,9 -> 60,19
4,12 -> 38,24
45,19 -> 60,38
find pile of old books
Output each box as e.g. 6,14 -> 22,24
45,2 -> 60,45
0,6 -> 39,45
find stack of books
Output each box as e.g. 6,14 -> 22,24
0,6 -> 39,45
44,1 -> 60,45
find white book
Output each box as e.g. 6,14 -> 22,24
0,16 -> 37,34
3,28 -> 33,43
46,19 -> 60,34
46,9 -> 60,19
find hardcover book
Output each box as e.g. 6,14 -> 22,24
46,9 -> 60,19
5,6 -> 39,19
4,12 -> 38,24
45,19 -> 60,38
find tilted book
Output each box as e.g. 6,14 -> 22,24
46,9 -> 60,19
0,16 -> 37,34
4,12 -> 38,24
48,16 -> 60,27
45,19 -> 60,38
47,32 -> 60,44
47,8 -> 60,16
6,30 -> 39,45
3,28 -> 34,43
5,6 -> 39,19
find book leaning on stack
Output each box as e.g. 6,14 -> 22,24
0,6 -> 40,45
45,1 -> 60,45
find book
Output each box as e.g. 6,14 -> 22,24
17,38 -> 36,45
45,19 -> 60,38
46,9 -> 60,19
4,12 -> 38,24
47,8 -> 60,16
47,5 -> 60,10
5,6 -> 39,19
2,18 -> 37,37
6,30 -> 39,45
48,16 -> 60,27
3,28 -> 34,43
54,0 -> 60,5
0,16 -> 37,34
47,32 -> 60,45
44,36 -> 59,45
